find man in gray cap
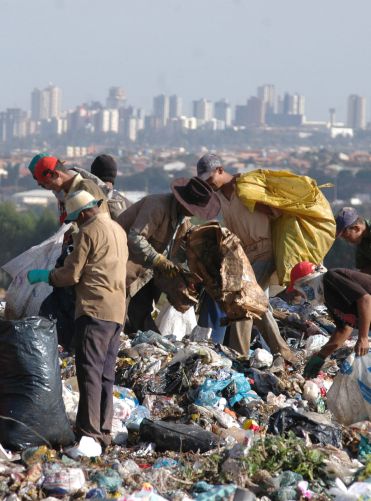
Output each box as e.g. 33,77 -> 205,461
197,153 -> 296,363
336,207 -> 371,274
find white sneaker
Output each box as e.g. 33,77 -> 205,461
65,436 -> 102,459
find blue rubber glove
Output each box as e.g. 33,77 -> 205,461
27,269 -> 50,284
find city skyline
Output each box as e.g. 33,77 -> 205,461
4,83 -> 370,126
1,0 -> 371,120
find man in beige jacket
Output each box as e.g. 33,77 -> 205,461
28,190 -> 128,457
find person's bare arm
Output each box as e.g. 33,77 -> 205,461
355,294 -> 371,356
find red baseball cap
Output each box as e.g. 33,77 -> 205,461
287,261 -> 316,292
34,156 -> 59,182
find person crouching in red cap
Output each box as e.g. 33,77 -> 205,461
288,262 -> 371,378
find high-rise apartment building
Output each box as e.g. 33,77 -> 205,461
347,95 -> 366,129
169,95 -> 182,119
153,94 -> 170,126
106,87 -> 126,109
214,99 -> 232,127
257,84 -> 276,116
31,85 -> 61,121
283,93 -> 305,116
193,98 -> 213,122
95,109 -> 119,134
0,108 -> 28,142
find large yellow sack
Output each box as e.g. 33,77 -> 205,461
236,170 -> 335,285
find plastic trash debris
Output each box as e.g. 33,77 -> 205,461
153,457 -> 178,469
0,317 -> 74,450
303,381 -> 321,404
86,487 -> 106,499
250,348 -> 273,369
125,405 -> 151,431
192,481 -> 237,501
195,372 -> 259,408
42,466 -> 85,496
90,468 -> 122,493
132,330 -> 177,353
328,478 -> 371,501
327,353 -> 371,425
305,334 -> 329,356
275,471 -> 303,501
268,408 -> 342,447
156,304 -> 197,340
65,436 -> 102,459
139,419 -> 220,452
111,421 -> 128,445
246,368 -> 281,397
189,325 -> 212,342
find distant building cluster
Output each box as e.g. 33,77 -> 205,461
0,83 -> 368,146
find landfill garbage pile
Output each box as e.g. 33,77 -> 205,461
0,298 -> 371,501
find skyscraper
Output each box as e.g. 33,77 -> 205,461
347,95 -> 366,129
48,85 -> 62,118
169,95 -> 182,118
31,85 -> 61,121
106,87 -> 126,109
193,98 -> 213,122
214,99 -> 232,127
246,97 -> 265,126
153,94 -> 170,126
257,84 -> 276,116
283,93 -> 305,116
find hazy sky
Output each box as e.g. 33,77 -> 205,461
1,0 -> 370,120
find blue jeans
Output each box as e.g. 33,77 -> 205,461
198,291 -> 227,344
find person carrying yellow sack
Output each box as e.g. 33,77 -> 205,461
235,168 -> 336,286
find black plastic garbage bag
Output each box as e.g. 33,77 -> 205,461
246,368 -> 281,398
140,418 -> 220,452
268,408 -> 342,448
0,317 -> 74,450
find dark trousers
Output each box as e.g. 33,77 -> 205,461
74,315 -> 121,446
126,279 -> 161,334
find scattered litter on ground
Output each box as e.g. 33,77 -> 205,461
0,295 -> 370,500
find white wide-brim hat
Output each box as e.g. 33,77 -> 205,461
65,190 -> 102,222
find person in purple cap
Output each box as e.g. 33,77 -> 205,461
336,207 -> 371,274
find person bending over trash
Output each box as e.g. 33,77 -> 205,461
118,176 -> 220,333
287,261 -> 371,378
197,153 -> 296,363
27,190 -> 128,458
336,207 -> 371,275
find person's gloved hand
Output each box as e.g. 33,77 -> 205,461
27,269 -> 50,284
303,354 -> 325,378
153,254 -> 178,278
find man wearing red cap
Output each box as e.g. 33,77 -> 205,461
32,156 -> 109,223
288,262 -> 371,377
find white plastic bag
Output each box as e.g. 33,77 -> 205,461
250,348 -> 273,369
305,334 -> 329,357
2,225 -> 70,319
329,478 -> 371,501
327,353 -> 371,425
156,303 -> 197,340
